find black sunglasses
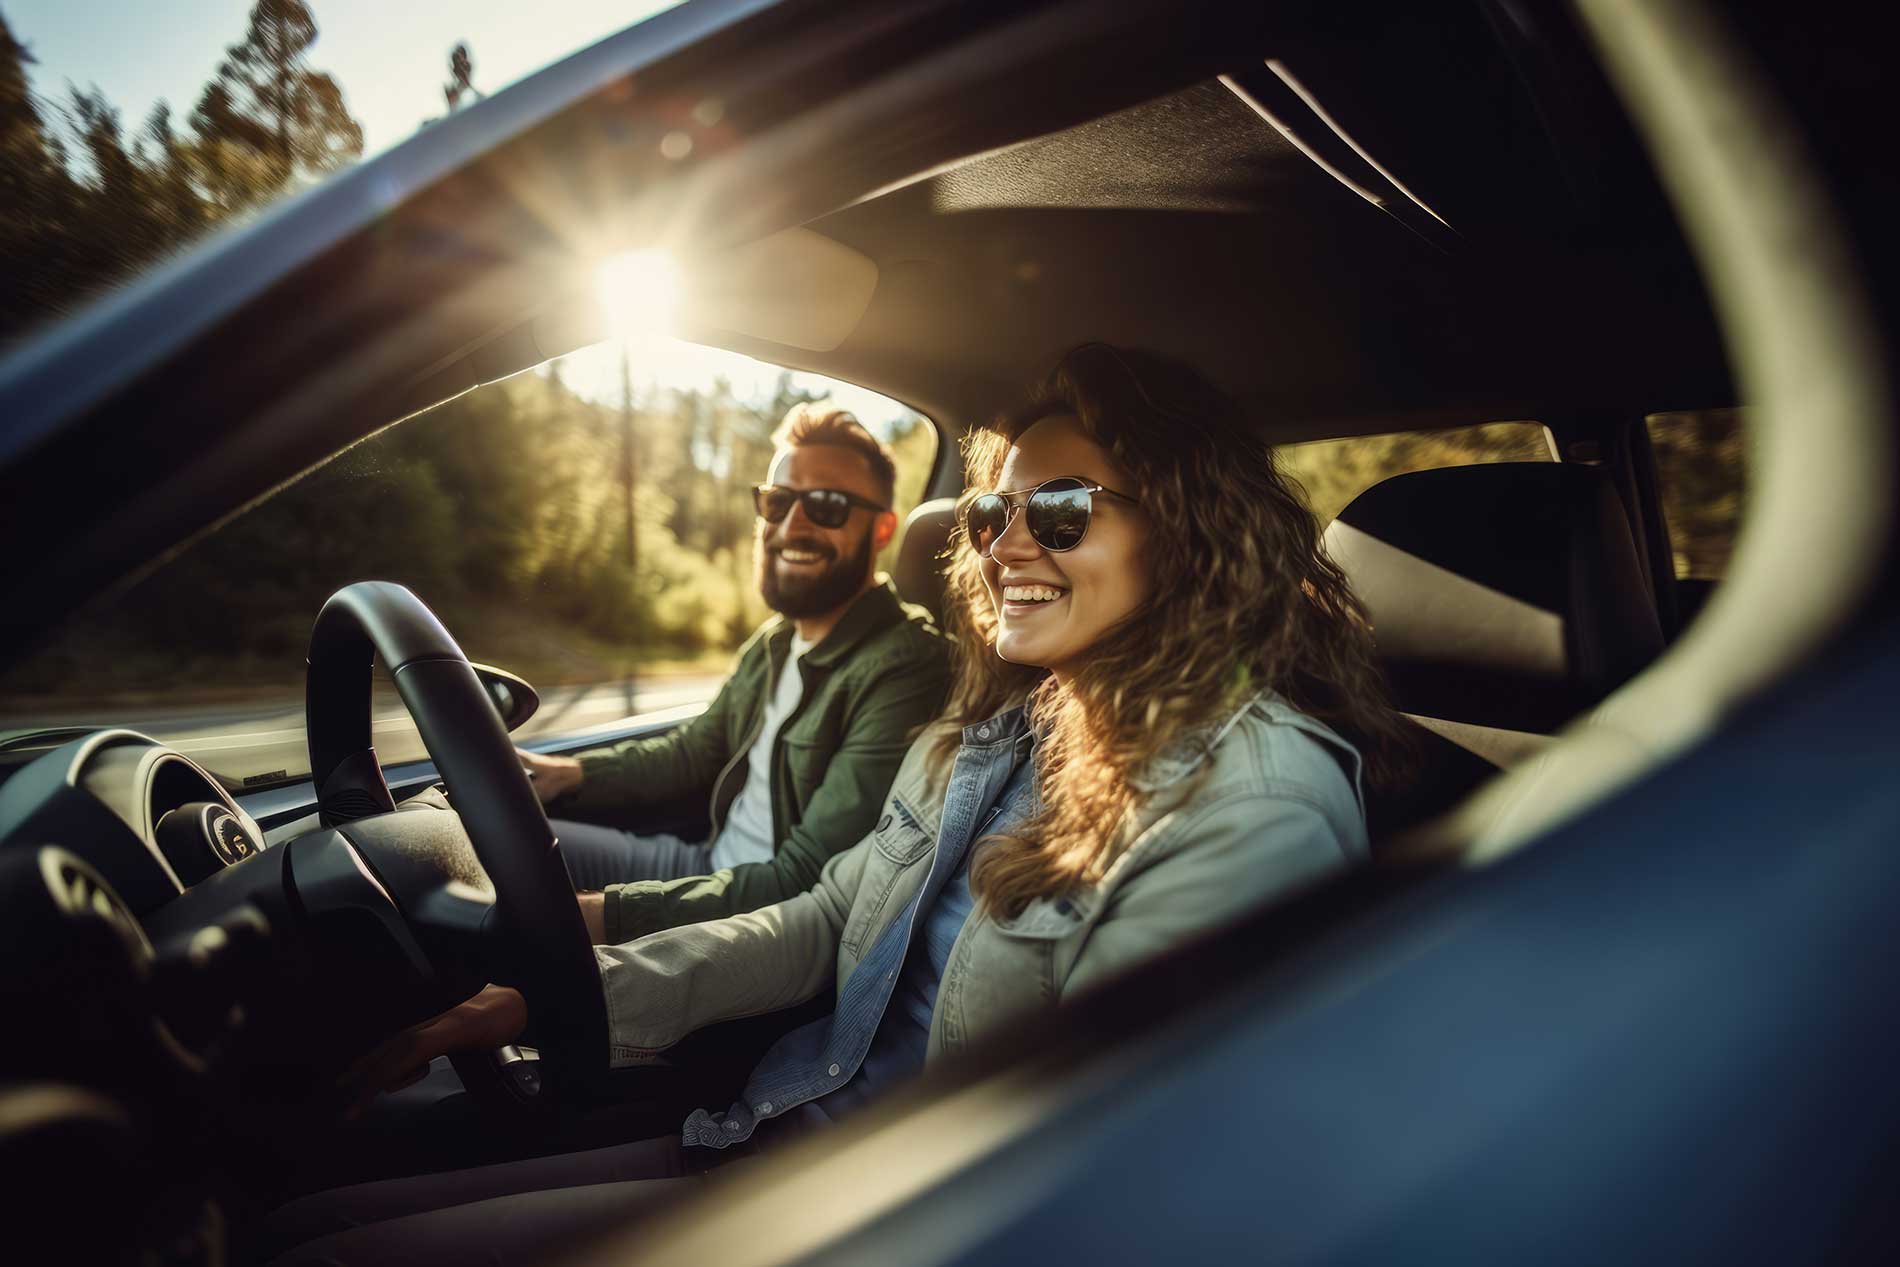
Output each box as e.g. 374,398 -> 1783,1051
963,476 -> 1139,558
753,484 -> 889,529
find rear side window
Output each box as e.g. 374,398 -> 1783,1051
1644,408 -> 1748,580
1277,421 -> 1554,524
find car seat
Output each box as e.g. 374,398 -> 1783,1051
1322,462 -> 1667,837
894,498 -> 958,621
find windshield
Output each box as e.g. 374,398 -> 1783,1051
0,0 -> 683,346
0,337 -> 938,787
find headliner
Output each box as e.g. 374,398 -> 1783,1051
708,28 -> 1730,441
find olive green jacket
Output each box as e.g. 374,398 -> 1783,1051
554,580 -> 951,939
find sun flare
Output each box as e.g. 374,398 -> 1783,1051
593,249 -> 683,338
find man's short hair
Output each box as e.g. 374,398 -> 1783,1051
771,403 -> 898,509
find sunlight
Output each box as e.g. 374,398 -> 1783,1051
594,248 -> 683,338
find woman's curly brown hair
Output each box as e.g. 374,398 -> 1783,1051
940,343 -> 1410,919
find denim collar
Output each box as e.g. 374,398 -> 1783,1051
959,700 -> 1034,751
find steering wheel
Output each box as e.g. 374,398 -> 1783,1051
303,581 -> 605,1096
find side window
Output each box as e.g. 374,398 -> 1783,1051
1276,421 -> 1554,524
880,415 -> 939,574
0,340 -> 937,788
1644,408 -> 1748,580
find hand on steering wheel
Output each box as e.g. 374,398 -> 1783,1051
516,747 -> 583,803
305,582 -> 608,1100
342,984 -> 526,1115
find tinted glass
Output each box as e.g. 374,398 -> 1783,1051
965,495 -> 1012,557
0,1 -> 687,347
1645,408 -> 1747,580
1028,480 -> 1092,551
1277,421 -> 1554,524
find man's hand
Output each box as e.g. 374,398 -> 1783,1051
340,984 -> 528,1115
517,747 -> 583,803
578,890 -> 608,943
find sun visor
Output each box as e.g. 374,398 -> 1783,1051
528,225 -> 877,367
683,226 -> 879,352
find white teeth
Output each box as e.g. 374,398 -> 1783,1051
1003,584 -> 1065,603
779,550 -> 823,563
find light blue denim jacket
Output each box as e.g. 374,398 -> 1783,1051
592,690 -> 1368,1147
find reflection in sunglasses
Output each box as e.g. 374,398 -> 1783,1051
967,476 -> 1118,556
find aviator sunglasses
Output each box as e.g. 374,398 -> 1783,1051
753,484 -> 889,529
963,476 -> 1139,558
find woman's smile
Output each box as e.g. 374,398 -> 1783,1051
1000,580 -> 1069,617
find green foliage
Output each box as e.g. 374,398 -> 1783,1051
0,2 -> 362,344
879,411 -> 939,571
1277,421 -> 1555,526
0,357 -> 939,700
192,0 -> 362,213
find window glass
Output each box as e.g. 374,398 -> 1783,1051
0,338 -> 937,787
1,1 -> 684,346
1277,421 -> 1554,525
1644,408 -> 1748,580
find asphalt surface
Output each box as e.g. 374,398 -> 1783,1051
7,675 -> 726,783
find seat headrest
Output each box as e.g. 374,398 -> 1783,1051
1322,463 -> 1663,732
894,497 -> 958,621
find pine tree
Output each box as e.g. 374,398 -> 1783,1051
0,14 -> 69,334
191,0 -> 362,212
0,13 -> 50,198
141,102 -> 207,246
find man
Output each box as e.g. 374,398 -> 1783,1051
518,403 -> 951,943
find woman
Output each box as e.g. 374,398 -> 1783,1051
262,344 -> 1408,1264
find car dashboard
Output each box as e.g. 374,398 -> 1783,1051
0,729 -> 265,916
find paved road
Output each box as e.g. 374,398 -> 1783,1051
12,676 -> 726,782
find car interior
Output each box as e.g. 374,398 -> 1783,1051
1,0 -> 1895,1262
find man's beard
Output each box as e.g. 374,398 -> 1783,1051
757,526 -> 875,618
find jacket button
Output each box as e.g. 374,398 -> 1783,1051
878,815 -> 891,832
828,1063 -> 841,1077
723,1120 -> 741,1132
976,724 -> 992,739
1055,899 -> 1074,915
755,1102 -> 773,1114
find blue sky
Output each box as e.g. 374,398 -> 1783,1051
4,0 -> 920,430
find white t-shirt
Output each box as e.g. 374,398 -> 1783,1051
709,632 -> 813,872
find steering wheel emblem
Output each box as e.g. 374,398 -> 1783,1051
204,808 -> 257,865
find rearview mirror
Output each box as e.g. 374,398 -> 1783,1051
470,663 -> 540,732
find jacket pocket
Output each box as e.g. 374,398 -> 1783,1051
991,892 -> 1095,941
841,803 -> 932,955
779,734 -> 832,805
871,798 -> 935,865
